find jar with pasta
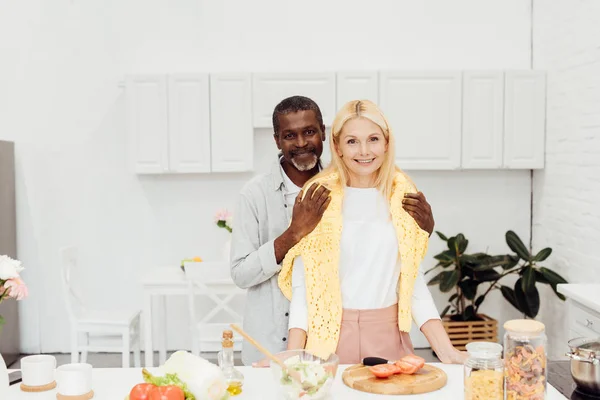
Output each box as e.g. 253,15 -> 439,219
464,341 -> 504,400
504,319 -> 547,400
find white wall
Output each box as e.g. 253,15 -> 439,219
532,0 -> 600,358
0,0 -> 533,353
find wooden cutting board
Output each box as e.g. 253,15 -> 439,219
342,363 -> 447,395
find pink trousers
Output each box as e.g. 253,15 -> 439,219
335,304 -> 415,365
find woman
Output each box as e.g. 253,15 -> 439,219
278,100 -> 466,365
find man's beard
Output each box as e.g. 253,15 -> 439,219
290,152 -> 318,172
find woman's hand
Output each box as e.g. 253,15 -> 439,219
435,347 -> 468,364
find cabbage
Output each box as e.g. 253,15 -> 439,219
144,351 -> 229,400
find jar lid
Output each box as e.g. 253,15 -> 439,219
466,342 -> 503,358
503,319 -> 545,334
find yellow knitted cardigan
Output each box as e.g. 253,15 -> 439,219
278,170 -> 430,360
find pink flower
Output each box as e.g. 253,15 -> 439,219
214,209 -> 232,223
4,277 -> 28,300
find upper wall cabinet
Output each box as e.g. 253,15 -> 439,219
380,71 -> 462,170
252,73 -> 336,128
210,73 -> 253,172
461,71 -> 504,169
168,74 -> 211,173
126,75 -> 170,174
336,71 -> 379,108
504,71 -> 546,169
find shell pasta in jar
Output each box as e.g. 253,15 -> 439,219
504,319 -> 547,400
464,342 -> 504,400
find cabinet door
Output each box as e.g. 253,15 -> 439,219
462,72 -> 504,169
168,74 -> 211,173
210,73 -> 253,172
252,73 -> 336,128
504,71 -> 546,169
126,75 -> 169,174
336,71 -> 379,107
379,71 -> 462,170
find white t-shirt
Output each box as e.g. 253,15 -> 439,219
288,187 -> 440,332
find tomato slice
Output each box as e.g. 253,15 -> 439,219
129,383 -> 155,400
369,364 -> 400,378
149,385 -> 185,400
394,360 -> 419,375
401,354 -> 425,369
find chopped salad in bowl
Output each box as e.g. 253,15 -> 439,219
270,350 -> 339,400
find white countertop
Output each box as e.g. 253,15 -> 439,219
8,364 -> 567,399
558,283 -> 600,312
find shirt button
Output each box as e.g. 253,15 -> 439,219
282,337 -> 287,342
284,204 -> 288,208
285,312 -> 289,317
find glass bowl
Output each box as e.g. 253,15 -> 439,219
270,350 -> 339,400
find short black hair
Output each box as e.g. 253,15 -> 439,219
272,95 -> 325,136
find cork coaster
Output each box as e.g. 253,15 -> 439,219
57,390 -> 95,400
20,380 -> 57,392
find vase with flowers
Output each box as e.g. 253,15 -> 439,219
0,255 -> 29,395
214,209 -> 233,262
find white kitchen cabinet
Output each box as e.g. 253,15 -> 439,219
461,72 -> 504,169
558,284 -> 600,356
126,75 -> 169,174
336,71 -> 379,108
503,71 -> 546,169
210,73 -> 253,172
168,74 -> 211,173
379,71 -> 462,170
252,73 -> 336,128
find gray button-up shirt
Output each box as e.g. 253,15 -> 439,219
230,157 -> 294,365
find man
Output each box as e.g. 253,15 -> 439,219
230,96 -> 434,366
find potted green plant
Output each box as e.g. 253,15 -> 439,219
427,230 -> 568,348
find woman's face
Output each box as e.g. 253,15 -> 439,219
336,117 -> 388,187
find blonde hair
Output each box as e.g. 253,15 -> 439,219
307,100 -> 400,200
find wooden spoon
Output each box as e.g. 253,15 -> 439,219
230,323 -> 307,388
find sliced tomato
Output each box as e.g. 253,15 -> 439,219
369,364 -> 400,378
394,360 -> 419,375
149,385 -> 185,400
401,354 -> 425,369
129,383 -> 155,400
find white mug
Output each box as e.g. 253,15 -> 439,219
56,363 -> 92,396
20,354 -> 56,387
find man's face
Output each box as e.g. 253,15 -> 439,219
274,110 -> 325,171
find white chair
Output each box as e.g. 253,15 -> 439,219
185,262 -> 245,356
60,246 -> 142,368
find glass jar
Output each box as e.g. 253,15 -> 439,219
504,319 -> 547,400
464,342 -> 504,400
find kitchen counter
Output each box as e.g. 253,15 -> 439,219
558,284 -> 600,313
8,364 -> 568,399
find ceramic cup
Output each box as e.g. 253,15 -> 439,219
56,363 -> 92,396
20,354 -> 56,387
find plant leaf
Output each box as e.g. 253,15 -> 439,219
434,250 -> 455,263
539,267 -> 568,300
534,248 -> 552,262
447,237 -> 457,257
436,231 -> 448,241
501,286 -> 521,312
427,271 -> 445,286
506,230 -> 531,261
455,234 -> 468,254
521,267 -> 536,293
474,269 -> 502,282
448,293 -> 458,303
440,305 -> 451,318
440,269 -> 460,293
464,305 -> 476,321
459,279 -> 479,300
515,278 -> 540,318
475,295 -> 485,307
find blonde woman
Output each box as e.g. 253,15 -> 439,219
278,100 -> 466,365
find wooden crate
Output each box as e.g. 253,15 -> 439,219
442,314 -> 498,350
